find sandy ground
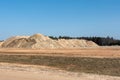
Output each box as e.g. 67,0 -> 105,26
0,47 -> 120,58
0,47 -> 120,80
0,62 -> 120,80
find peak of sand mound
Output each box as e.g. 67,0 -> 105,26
30,33 -> 45,39
29,33 -> 50,42
1,33 -> 98,49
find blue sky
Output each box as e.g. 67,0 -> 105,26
0,0 -> 120,39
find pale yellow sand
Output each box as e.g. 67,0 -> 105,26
0,63 -> 120,80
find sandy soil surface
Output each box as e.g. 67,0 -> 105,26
0,62 -> 120,80
0,47 -> 120,58
0,47 -> 120,80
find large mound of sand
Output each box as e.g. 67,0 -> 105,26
1,33 -> 98,49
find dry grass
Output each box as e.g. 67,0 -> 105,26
0,55 -> 120,76
0,62 -> 120,80
0,47 -> 120,76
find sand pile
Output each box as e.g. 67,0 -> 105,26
0,42 -> 3,47
1,33 -> 98,49
58,39 -> 98,48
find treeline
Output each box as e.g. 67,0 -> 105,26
49,36 -> 120,46
0,40 -> 3,42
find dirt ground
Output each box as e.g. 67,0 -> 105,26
0,62 -> 120,80
0,47 -> 120,58
0,47 -> 120,80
